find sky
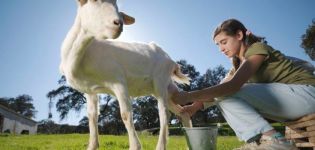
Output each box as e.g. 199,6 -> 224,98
0,0 -> 314,125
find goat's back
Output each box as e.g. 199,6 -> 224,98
75,39 -> 176,96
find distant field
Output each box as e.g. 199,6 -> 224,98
0,134 -> 243,150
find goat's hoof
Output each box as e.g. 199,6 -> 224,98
129,148 -> 141,150
87,146 -> 98,150
87,143 -> 99,150
129,144 -> 141,150
155,146 -> 166,150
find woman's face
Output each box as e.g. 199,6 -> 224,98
214,31 -> 244,58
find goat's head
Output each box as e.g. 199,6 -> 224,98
77,0 -> 135,39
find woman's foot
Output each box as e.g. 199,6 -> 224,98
234,132 -> 298,150
233,142 -> 259,150
257,134 -> 298,150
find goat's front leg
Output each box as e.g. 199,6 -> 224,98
167,83 -> 191,150
113,83 -> 141,150
86,94 -> 99,150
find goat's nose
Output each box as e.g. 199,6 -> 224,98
113,19 -> 121,27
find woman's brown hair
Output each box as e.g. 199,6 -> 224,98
212,19 -> 266,71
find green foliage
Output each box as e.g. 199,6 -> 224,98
218,127 -> 236,136
47,76 -> 86,120
189,65 -> 228,126
37,120 -> 86,134
0,94 -> 37,118
0,134 -> 243,150
176,59 -> 201,91
301,19 -> 315,60
98,96 -> 126,135
133,96 -> 159,130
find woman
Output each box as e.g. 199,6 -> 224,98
172,19 -> 315,150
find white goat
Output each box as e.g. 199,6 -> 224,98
60,0 -> 192,150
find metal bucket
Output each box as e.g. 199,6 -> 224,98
183,126 -> 218,150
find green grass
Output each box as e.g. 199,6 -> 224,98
0,134 -> 243,150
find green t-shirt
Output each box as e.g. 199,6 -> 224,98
203,42 -> 315,109
244,42 -> 315,85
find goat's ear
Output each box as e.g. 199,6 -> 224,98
120,12 -> 135,25
78,0 -> 88,6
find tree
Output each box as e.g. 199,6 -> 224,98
176,60 -> 201,91
198,65 -> 227,89
133,96 -> 159,130
301,19 -> 315,60
37,119 -> 60,134
38,119 -> 80,134
195,65 -> 228,124
77,116 -> 89,133
98,95 -> 126,134
0,94 -> 37,118
0,97 -> 14,108
47,76 -> 86,120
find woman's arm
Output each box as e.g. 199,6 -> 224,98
173,54 -> 267,105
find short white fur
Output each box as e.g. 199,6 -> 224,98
60,0 -> 192,150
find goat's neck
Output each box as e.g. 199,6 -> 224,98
60,10 -> 81,74
60,10 -> 94,76
67,29 -> 94,74
59,10 -> 92,74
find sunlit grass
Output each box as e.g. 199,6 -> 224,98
0,134 -> 243,150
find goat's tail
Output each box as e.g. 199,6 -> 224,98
171,64 -> 191,85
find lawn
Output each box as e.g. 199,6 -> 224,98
0,134 -> 243,150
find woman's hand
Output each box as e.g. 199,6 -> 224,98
180,101 -> 204,117
172,91 -> 191,105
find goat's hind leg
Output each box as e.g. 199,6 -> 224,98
155,95 -> 169,150
153,79 -> 172,150
86,94 -> 100,150
112,83 -> 141,150
167,83 -> 191,150
167,83 -> 192,128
